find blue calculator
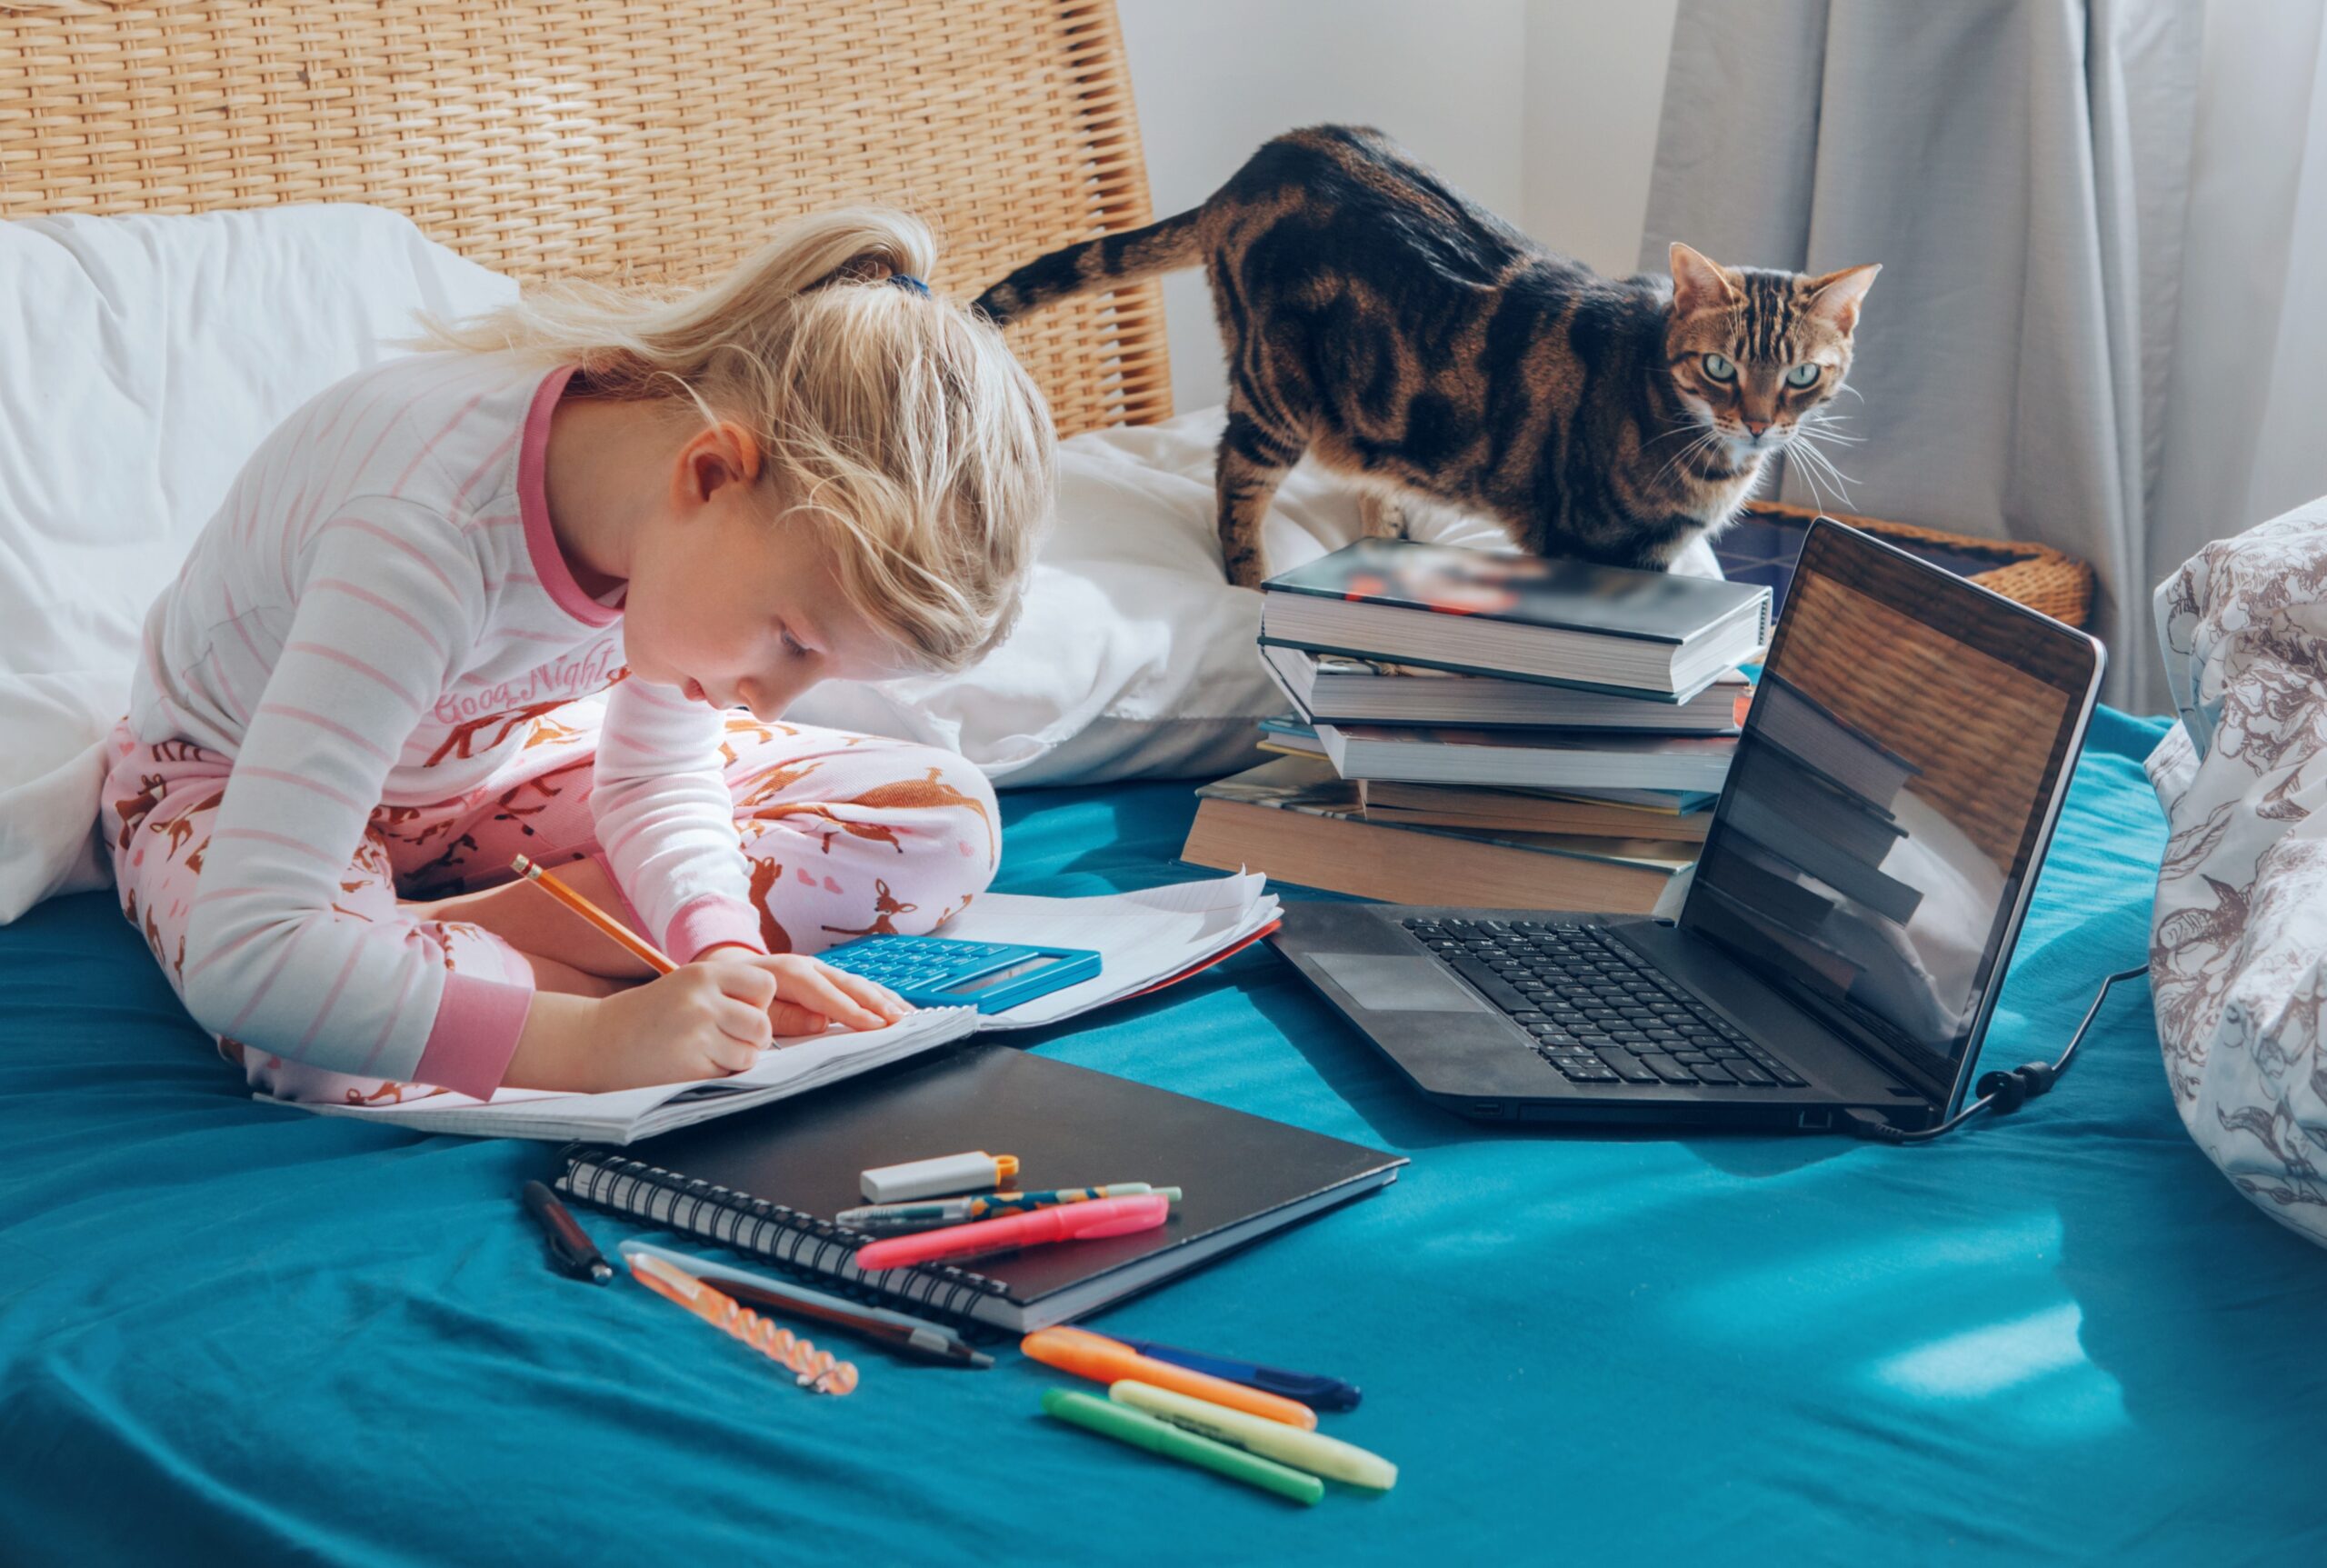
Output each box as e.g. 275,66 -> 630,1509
814,934 -> 1103,1014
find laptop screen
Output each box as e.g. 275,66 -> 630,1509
1679,522 -> 2101,1103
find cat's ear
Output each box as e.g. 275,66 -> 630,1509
1803,264 -> 1881,335
1669,243 -> 1738,316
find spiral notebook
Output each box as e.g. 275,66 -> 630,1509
555,1044 -> 1404,1333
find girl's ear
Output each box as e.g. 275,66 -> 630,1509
673,420 -> 763,508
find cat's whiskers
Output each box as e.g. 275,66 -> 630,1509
1650,427 -> 1728,489
1785,450 -> 1838,514
1791,428 -> 1859,484
1799,410 -> 1866,445
1784,428 -> 1859,510
1641,419 -> 1720,453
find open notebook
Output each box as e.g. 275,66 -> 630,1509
292,874 -> 1280,1142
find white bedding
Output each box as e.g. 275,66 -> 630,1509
783,410 -> 1538,785
0,205 -> 516,919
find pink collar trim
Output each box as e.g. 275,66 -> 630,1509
520,365 -> 623,628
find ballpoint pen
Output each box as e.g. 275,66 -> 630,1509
520,1180 -> 613,1284
834,1184 -> 1180,1233
618,1240 -> 992,1368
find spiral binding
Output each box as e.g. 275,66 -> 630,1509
556,1144 -> 1010,1330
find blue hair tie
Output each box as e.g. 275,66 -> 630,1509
888,273 -> 931,297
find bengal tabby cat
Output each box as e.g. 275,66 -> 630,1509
976,125 -> 1878,587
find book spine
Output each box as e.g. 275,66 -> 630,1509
1183,798 -> 1673,911
1261,577 -> 1681,640
558,1148 -> 1007,1330
1256,636 -> 1700,702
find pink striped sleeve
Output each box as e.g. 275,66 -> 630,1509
592,676 -> 763,963
665,894 -> 766,964
178,493 -> 538,1092
414,973 -> 536,1099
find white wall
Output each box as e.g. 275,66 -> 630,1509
1522,0 -> 1681,279
1114,0 -> 1677,414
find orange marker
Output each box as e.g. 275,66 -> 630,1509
510,854 -> 674,974
1020,1326 -> 1316,1431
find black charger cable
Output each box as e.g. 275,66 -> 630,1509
1843,964 -> 2151,1144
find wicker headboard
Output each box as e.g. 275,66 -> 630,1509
0,0 -> 1172,438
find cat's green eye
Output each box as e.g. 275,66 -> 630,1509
1701,353 -> 1736,382
1785,363 -> 1822,388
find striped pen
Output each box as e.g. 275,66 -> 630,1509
836,1183 -> 1181,1233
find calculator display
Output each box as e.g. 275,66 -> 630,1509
943,954 -> 1065,995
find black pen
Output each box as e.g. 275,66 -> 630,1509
618,1241 -> 994,1368
522,1180 -> 614,1283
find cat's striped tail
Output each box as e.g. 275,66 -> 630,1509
974,207 -> 1205,325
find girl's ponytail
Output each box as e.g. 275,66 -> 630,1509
417,207 -> 1055,674
418,206 -> 939,393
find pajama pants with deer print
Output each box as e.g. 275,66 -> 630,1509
99,704 -> 999,1105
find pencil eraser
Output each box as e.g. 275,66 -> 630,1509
861,1151 -> 1018,1203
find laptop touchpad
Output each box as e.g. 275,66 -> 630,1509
1311,953 -> 1492,1014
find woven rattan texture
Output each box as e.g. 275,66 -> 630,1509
1744,500 -> 2092,630
0,0 -> 1171,438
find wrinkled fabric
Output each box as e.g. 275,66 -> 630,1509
5,719 -> 2325,1563
2147,497 -> 2327,1242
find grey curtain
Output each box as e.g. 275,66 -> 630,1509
1640,0 -> 2205,710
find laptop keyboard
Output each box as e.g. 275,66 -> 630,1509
1399,918 -> 1809,1090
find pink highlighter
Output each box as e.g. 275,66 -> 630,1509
852,1193 -> 1170,1272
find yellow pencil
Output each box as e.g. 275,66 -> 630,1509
510,854 -> 676,974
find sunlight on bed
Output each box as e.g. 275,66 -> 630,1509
1871,1302 -> 2128,1437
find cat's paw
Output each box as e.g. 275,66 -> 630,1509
1358,490 -> 1409,540
1222,546 -> 1271,589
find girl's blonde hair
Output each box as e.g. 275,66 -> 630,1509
419,207 -> 1056,673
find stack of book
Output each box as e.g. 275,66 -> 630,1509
1182,537 -> 1772,915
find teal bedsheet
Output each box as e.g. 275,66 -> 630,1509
4,708 -> 2322,1563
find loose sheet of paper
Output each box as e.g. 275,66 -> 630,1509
946,872 -> 1278,1029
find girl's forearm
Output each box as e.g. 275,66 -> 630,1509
503,991 -> 603,1091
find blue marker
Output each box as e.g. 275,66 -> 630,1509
1112,1337 -> 1362,1411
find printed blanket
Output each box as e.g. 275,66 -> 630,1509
2148,497 -> 2327,1243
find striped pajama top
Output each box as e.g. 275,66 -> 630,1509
128,352 -> 766,1097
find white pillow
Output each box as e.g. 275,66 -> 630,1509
786,405 -> 1723,786
0,205 -> 517,921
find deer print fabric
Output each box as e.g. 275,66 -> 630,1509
102,704 -> 996,1109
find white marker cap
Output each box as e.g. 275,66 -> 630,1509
860,1150 -> 1020,1203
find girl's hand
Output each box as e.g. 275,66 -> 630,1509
734,953 -> 914,1037
572,960 -> 780,1090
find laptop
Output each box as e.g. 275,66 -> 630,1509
1268,518 -> 2105,1133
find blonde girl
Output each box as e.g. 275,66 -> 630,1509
98,208 -> 1055,1105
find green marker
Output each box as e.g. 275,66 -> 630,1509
1040,1388 -> 1323,1506
1110,1381 -> 1397,1490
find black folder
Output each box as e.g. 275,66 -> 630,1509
558,1044 -> 1404,1333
